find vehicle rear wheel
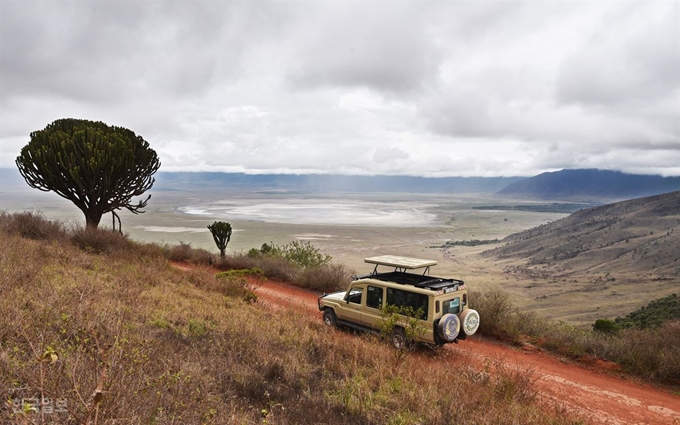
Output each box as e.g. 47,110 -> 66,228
322,309 -> 337,327
391,327 -> 407,349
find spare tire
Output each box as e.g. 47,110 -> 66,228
459,309 -> 480,336
437,313 -> 460,342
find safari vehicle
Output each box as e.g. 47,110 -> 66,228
318,255 -> 480,347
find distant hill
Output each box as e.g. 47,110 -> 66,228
153,171 -> 523,193
486,190 -> 680,278
497,169 -> 680,201
0,168 -> 522,194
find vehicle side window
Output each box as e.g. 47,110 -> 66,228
462,293 -> 467,308
386,288 -> 428,320
366,286 -> 383,309
346,288 -> 363,304
443,298 -> 460,314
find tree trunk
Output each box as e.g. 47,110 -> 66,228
84,211 -> 102,229
219,248 -> 226,258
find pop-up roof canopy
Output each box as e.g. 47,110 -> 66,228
360,255 -> 462,289
364,255 -> 437,270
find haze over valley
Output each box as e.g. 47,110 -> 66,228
3,165 -> 679,324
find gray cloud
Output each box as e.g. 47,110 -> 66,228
286,3 -> 441,93
1,0 -> 678,177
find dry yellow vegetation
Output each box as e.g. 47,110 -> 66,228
0,217 -> 582,424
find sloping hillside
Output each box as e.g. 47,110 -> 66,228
497,169 -> 680,201
487,190 -> 680,278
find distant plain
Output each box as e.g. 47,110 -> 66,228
4,184 -> 675,325
1,186 -> 560,265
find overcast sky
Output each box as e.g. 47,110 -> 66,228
1,0 -> 678,178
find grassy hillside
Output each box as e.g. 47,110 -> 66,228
488,190 -> 680,278
0,219 -> 579,424
480,190 -> 680,325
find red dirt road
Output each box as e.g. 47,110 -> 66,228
249,278 -> 680,425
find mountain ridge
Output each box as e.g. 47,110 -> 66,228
2,167 -> 679,198
152,171 -> 523,193
497,169 -> 680,201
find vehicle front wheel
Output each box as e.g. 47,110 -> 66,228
391,327 -> 407,350
322,309 -> 337,327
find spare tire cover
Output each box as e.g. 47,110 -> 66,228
459,309 -> 480,336
437,313 -> 460,342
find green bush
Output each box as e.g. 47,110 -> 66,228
254,240 -> 331,269
281,240 -> 332,269
216,268 -> 266,280
592,319 -> 618,334
614,294 -> 680,329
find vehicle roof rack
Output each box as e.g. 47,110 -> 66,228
358,256 -> 464,292
364,255 -> 437,274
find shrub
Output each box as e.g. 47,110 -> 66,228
471,288 -> 517,339
219,253 -> 298,282
159,241 -> 214,265
216,276 -> 258,302
609,321 -> 680,382
70,227 -> 138,254
280,240 -> 332,269
298,263 -> 352,292
253,240 -> 331,269
165,241 -> 193,261
0,210 -> 68,241
593,318 -> 618,334
614,294 -> 680,330
216,268 -> 266,281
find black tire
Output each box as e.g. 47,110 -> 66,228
322,309 -> 337,327
437,313 -> 460,342
391,327 -> 407,349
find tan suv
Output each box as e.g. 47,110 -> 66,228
318,255 -> 480,347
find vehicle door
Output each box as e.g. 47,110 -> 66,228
342,285 -> 365,325
361,285 -> 384,328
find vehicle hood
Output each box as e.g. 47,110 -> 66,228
321,291 -> 346,301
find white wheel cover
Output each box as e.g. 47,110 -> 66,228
460,309 -> 480,336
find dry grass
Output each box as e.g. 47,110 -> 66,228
210,252 -> 350,292
0,210 -> 69,241
472,288 -> 680,384
0,212 -> 583,424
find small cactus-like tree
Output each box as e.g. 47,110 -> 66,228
15,118 -> 160,229
208,221 -> 232,257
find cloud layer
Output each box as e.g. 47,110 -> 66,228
1,1 -> 678,177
